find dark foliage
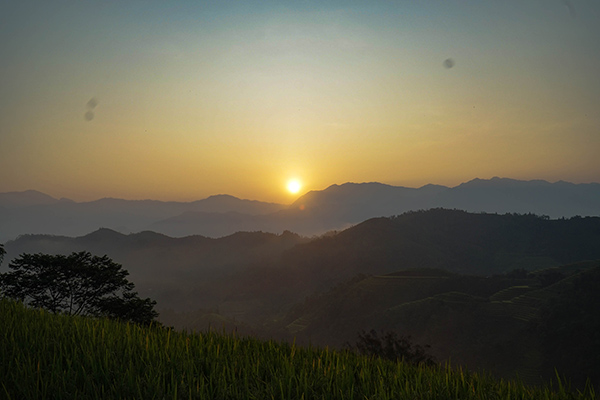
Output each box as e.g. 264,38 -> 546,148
0,251 -> 158,325
281,210 -> 600,286
0,243 -> 4,265
352,329 -> 436,366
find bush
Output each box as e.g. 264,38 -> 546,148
351,329 -> 436,366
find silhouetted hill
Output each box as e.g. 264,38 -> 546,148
132,178 -> 600,239
0,194 -> 286,242
277,210 -> 600,296
5,209 -> 600,316
0,190 -> 63,208
2,178 -> 599,242
3,229 -> 308,312
149,211 -> 264,238
289,178 -> 600,221
434,177 -> 600,217
291,182 -> 446,214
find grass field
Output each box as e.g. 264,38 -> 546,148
1,298 -> 596,399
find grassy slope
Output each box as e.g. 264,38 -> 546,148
1,299 -> 596,399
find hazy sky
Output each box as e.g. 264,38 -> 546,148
1,1 -> 599,203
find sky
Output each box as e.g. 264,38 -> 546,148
1,1 -> 599,203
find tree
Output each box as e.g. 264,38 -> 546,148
0,244 -> 5,265
351,329 -> 435,366
0,251 -> 158,325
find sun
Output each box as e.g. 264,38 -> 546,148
286,179 -> 302,194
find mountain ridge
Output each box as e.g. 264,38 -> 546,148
2,177 -> 599,242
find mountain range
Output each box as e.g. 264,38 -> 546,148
4,209 -> 600,318
2,177 -> 599,243
2,208 -> 600,387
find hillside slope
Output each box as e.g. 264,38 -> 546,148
279,261 -> 600,388
279,209 -> 600,291
1,298 -> 594,399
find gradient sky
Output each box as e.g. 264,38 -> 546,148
1,1 -> 599,203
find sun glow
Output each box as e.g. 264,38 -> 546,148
286,179 -> 302,194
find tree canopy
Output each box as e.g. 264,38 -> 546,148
0,251 -> 158,325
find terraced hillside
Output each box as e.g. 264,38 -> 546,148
279,262 -> 600,387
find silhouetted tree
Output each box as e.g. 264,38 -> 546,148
0,251 -> 158,325
352,329 -> 435,366
0,244 -> 5,265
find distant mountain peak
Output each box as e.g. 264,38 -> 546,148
0,190 -> 59,208
81,228 -> 125,240
205,194 -> 239,200
338,181 -> 395,189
